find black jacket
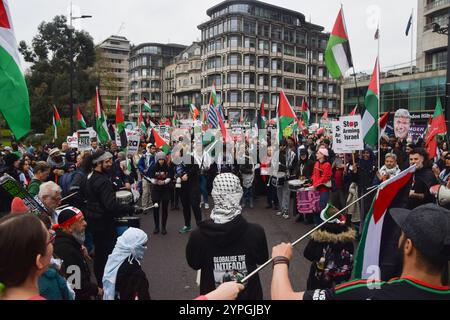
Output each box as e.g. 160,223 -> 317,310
81,170 -> 134,221
407,166 -> 438,209
53,230 -> 98,300
186,215 -> 268,300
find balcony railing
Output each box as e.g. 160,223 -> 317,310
425,0 -> 450,12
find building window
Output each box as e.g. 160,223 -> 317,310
243,19 -> 256,34
271,42 -> 282,53
228,91 -> 241,103
271,59 -> 282,71
243,73 -> 256,85
258,56 -> 269,68
244,37 -> 256,48
228,35 -> 242,48
296,80 -> 306,91
259,40 -> 269,51
271,76 -> 282,88
244,54 -> 256,66
228,53 -> 241,66
284,45 -> 295,56
296,32 -> 306,45
258,24 -> 270,37
229,17 -> 241,32
271,25 -> 282,40
284,29 -> 294,42
258,74 -> 269,86
284,61 -> 295,73
296,63 -> 306,74
228,72 -> 241,84
284,78 -> 295,90
243,91 -> 256,103
296,47 -> 306,59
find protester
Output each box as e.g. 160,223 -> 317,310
47,148 -> 67,184
303,205 -> 355,290
311,148 -> 332,226
103,228 -> 150,300
149,152 -> 172,235
80,150 -> 137,285
53,207 -> 101,300
374,153 -> 401,184
0,214 -> 54,300
438,153 -> 450,185
138,144 -> 157,212
408,148 -> 438,209
186,173 -> 269,300
18,158 -> 34,187
38,181 -> 62,223
275,139 -> 297,219
271,204 -> 450,300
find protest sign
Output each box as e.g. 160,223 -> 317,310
77,131 -> 91,151
332,115 -> 364,153
67,134 -> 78,149
126,130 -> 141,155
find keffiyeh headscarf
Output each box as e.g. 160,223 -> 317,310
102,228 -> 148,300
210,173 -> 243,224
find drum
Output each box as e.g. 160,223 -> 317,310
288,179 -> 305,192
116,190 -> 133,205
115,216 -> 141,237
271,172 -> 286,187
296,189 -> 320,216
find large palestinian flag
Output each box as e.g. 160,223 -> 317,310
277,90 -> 297,141
95,87 -> 111,143
354,165 -> 416,279
115,98 -> 127,148
325,7 -> 354,79
0,0 -> 30,139
362,58 -> 380,147
76,106 -> 87,129
426,98 -> 447,159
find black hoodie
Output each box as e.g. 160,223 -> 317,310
186,215 -> 268,300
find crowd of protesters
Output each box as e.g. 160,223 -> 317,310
0,126 -> 449,300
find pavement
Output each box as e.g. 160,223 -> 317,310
140,195 -> 314,300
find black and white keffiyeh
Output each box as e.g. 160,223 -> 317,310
210,173 -> 243,224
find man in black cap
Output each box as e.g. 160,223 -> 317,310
81,149 -> 138,285
270,203 -> 450,300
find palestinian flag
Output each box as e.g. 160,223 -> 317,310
150,128 -> 169,154
301,99 -> 310,127
349,106 -> 358,116
172,112 -> 179,127
277,90 -> 297,140
138,110 -> 146,132
354,165 -> 416,280
143,97 -> 152,113
190,104 -> 199,120
0,0 -> 30,139
95,87 -> 111,143
115,98 -> 127,148
53,105 -> 61,126
426,98 -> 447,159
52,106 -> 61,140
379,112 -> 390,138
76,106 -> 87,129
325,7 -> 354,79
362,58 -> 380,147
257,97 -> 267,130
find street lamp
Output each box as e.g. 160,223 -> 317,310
431,8 -> 450,137
69,4 -> 92,134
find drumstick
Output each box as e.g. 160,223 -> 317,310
140,203 -> 159,211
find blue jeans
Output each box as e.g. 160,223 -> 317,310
243,187 -> 253,205
314,191 -> 330,226
199,175 -> 208,204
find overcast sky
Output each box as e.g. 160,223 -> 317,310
11,0 -> 418,74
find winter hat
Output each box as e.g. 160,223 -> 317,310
92,150 -> 113,164
320,203 -> 346,224
210,173 -> 243,224
53,206 -> 84,230
49,148 -> 62,157
10,197 -> 29,214
4,153 -> 19,166
318,148 -> 329,158
155,151 -> 166,162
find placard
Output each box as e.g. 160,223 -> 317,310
126,130 -> 141,155
77,131 -> 91,151
67,134 -> 78,149
332,115 -> 364,153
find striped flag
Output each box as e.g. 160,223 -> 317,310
143,97 -> 152,113
349,105 -> 358,116
0,0 -> 30,139
405,13 -> 413,36
301,98 -> 310,127
354,165 -> 416,280
76,106 -> 87,129
150,128 -> 169,154
362,58 -> 380,147
325,7 -> 354,79
115,98 -> 127,148
190,104 -> 199,120
95,87 -> 111,143
379,112 -> 390,138
52,105 -> 61,140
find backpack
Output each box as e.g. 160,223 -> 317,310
59,170 -> 83,197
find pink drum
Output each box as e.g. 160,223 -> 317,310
296,188 -> 320,216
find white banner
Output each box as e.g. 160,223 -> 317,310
126,130 -> 141,155
332,115 -> 364,153
67,134 -> 78,149
77,130 -> 91,151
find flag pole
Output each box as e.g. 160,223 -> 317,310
240,186 -> 379,284
377,23 -> 381,169
410,8 -> 414,74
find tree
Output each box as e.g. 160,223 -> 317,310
19,15 -> 98,134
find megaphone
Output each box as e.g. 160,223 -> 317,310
437,185 -> 450,207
